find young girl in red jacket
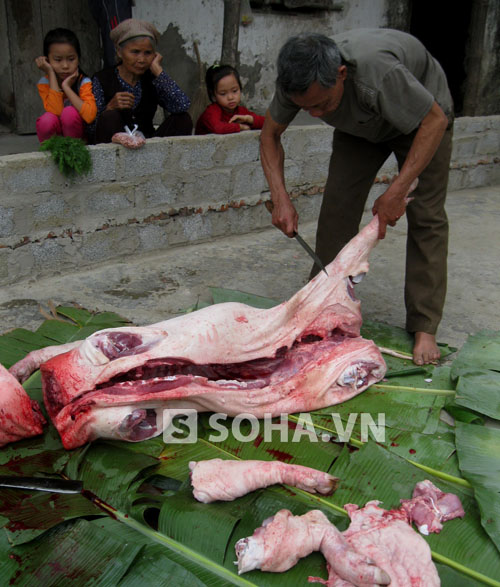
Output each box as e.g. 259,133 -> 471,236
195,64 -> 265,134
35,28 -> 97,143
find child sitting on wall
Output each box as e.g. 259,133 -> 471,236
35,28 -> 97,143
195,64 -> 265,134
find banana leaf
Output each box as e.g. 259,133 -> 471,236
455,422 -> 500,553
1,305 -> 499,585
0,307 -> 129,368
196,413 -> 344,467
330,442 -> 500,584
158,484 -> 346,585
453,370 -> 500,420
92,517 -> 257,586
65,442 -> 159,511
4,518 -> 140,585
0,488 -> 102,546
451,330 -> 500,376
361,319 -> 457,357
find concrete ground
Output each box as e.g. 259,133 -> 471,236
0,184 -> 498,352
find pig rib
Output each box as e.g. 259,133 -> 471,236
0,363 -> 45,446
189,459 -> 338,503
235,509 -> 391,585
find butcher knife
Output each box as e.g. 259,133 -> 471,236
0,475 -> 83,494
264,200 -> 328,275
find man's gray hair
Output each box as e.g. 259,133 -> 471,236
277,33 -> 341,96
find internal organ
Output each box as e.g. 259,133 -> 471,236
0,363 -> 45,447
32,216 -> 385,448
236,508 -> 391,585
400,479 -> 465,534
189,459 -> 339,503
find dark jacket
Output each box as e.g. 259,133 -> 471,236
93,67 -> 158,137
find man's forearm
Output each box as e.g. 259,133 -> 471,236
259,112 -> 298,236
395,101 -> 448,193
260,113 -> 289,204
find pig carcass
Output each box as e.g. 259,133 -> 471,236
189,458 -> 338,503
0,363 -> 45,447
11,216 -> 386,449
237,501 -> 440,586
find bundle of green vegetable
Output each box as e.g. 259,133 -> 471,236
0,293 -> 498,586
40,135 -> 92,177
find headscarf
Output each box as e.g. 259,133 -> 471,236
110,18 -> 160,48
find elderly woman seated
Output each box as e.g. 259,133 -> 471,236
92,18 -> 192,143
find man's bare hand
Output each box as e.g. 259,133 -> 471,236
372,176 -> 418,239
35,56 -> 53,75
106,92 -> 135,110
266,198 -> 298,237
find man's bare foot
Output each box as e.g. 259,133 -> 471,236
413,332 -> 441,365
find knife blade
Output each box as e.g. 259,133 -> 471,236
292,232 -> 328,276
0,476 -> 83,494
265,200 -> 328,275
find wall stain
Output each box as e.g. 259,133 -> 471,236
157,25 -> 199,105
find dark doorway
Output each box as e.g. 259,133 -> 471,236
409,0 -> 473,116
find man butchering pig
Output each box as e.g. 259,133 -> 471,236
260,29 -> 454,366
9,217 -> 386,449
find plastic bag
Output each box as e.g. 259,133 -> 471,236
111,124 -> 146,149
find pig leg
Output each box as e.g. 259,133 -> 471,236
189,459 -> 338,503
9,341 -> 82,382
236,509 -> 390,586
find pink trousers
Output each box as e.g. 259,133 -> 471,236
36,106 -> 85,142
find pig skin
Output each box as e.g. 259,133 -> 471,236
342,501 -> 440,586
0,363 -> 45,446
238,501 -> 439,586
189,459 -> 339,502
11,216 -> 385,449
236,508 -> 391,585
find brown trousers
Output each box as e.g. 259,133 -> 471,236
311,125 -> 453,334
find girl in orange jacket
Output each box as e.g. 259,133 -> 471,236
35,28 -> 97,143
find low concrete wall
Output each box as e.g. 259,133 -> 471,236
1,116 -> 499,285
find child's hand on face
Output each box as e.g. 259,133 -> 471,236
229,114 -> 254,126
61,69 -> 79,93
35,56 -> 53,75
150,52 -> 163,77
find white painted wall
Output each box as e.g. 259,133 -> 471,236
133,0 -> 388,111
